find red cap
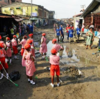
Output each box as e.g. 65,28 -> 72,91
0,35 -> 2,40
24,43 -> 31,49
51,49 -> 57,54
27,39 -> 32,44
13,35 -> 17,38
0,42 -> 4,48
52,38 -> 57,43
24,35 -> 27,39
42,33 -> 46,36
6,37 -> 10,40
29,33 -> 33,37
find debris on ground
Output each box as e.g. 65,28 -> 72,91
65,67 -> 83,78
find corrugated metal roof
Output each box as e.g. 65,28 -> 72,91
73,13 -> 82,17
0,16 -> 11,18
82,0 -> 100,17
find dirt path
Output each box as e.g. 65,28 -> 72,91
0,28 -> 100,99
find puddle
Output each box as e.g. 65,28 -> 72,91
60,47 -> 80,65
46,41 -> 99,66
46,41 -> 80,65
46,41 -> 54,56
61,46 -> 68,58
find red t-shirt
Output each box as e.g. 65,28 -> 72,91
66,27 -> 70,33
72,27 -> 74,30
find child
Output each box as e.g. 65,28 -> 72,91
28,33 -> 34,42
11,35 -> 19,59
0,35 -> 6,48
18,35 -> 27,56
49,48 -> 60,87
52,38 -> 63,52
0,42 -> 9,79
22,39 -> 33,67
27,39 -> 35,57
6,37 -> 12,64
24,43 -> 36,85
40,33 -> 47,59
69,27 -> 74,43
28,34 -> 35,57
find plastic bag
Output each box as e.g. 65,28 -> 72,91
9,71 -> 21,81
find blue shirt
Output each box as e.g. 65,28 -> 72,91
69,29 -> 74,37
29,25 -> 33,32
56,28 -> 60,36
27,24 -> 30,28
59,26 -> 63,34
76,28 -> 81,35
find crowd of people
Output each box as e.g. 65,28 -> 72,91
0,21 -> 100,88
53,23 -> 100,50
3,22 -> 34,40
53,23 -> 82,43
0,30 -> 64,87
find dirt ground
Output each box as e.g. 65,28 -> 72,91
0,28 -> 100,99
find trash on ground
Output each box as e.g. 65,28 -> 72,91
65,67 -> 83,78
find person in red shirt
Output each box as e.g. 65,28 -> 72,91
28,33 -> 35,57
18,35 -> 27,56
6,37 -> 12,64
70,25 -> 74,30
52,38 -> 63,52
0,42 -> 9,80
24,43 -> 36,85
81,23 -> 85,33
49,48 -> 60,87
66,24 -> 70,40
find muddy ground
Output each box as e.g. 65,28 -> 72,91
0,28 -> 100,99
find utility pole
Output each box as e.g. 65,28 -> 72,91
31,0 -> 32,17
8,0 -> 10,4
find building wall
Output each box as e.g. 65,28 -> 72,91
0,0 -> 22,6
2,4 -> 39,17
49,11 -> 55,19
1,2 -> 54,20
1,3 -> 50,19
84,5 -> 100,29
38,7 -> 49,19
74,16 -> 82,29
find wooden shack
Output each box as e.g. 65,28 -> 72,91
82,0 -> 100,30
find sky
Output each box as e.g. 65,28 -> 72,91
22,0 -> 93,19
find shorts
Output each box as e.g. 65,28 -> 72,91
50,65 -> 60,76
0,57 -> 8,70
